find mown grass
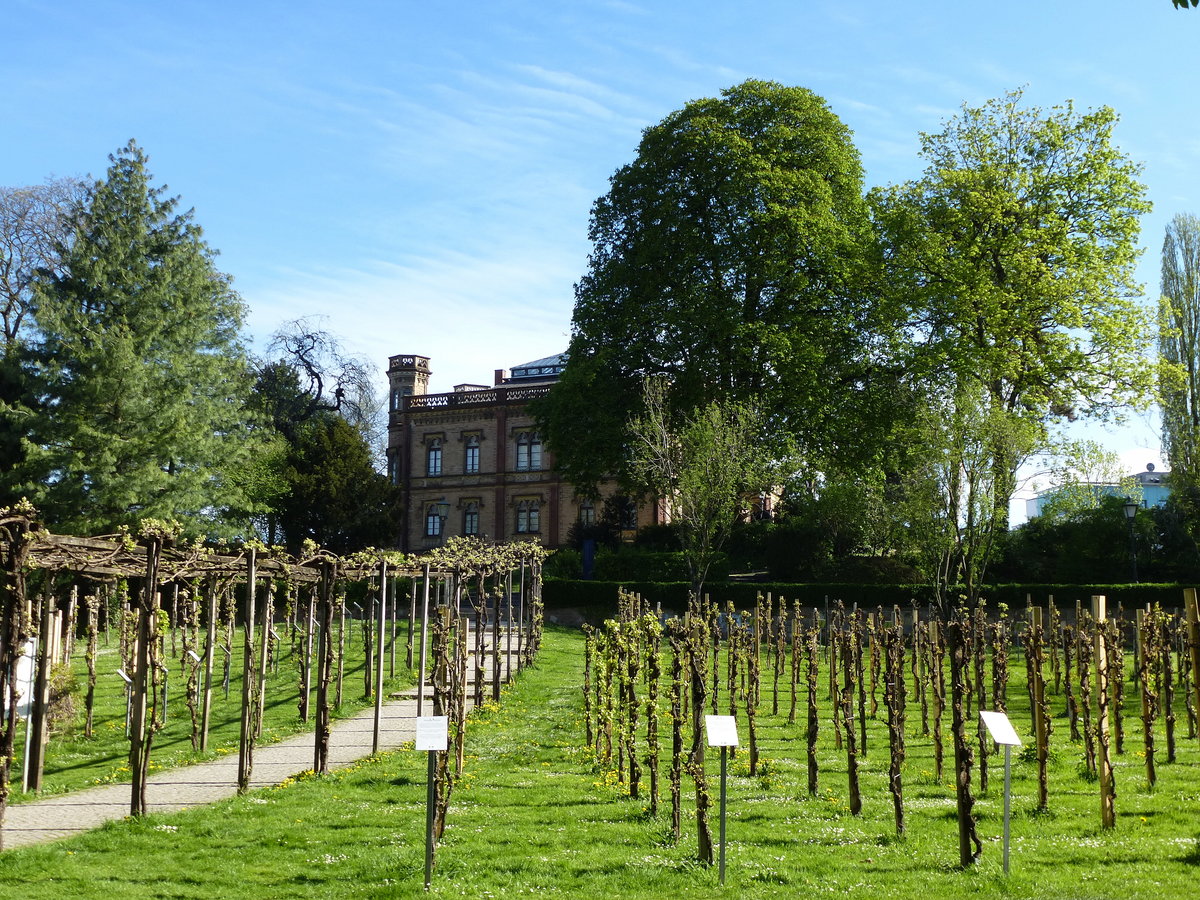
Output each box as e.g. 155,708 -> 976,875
9,616 -> 417,799
1,626 -> 1198,899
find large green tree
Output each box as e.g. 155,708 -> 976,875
874,90 -> 1154,538
537,79 -> 877,490
21,141 -> 254,535
1159,212 -> 1200,529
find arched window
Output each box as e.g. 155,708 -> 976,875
516,432 -> 542,471
516,499 -> 540,534
425,504 -> 443,538
464,435 -> 480,474
426,438 -> 442,476
463,501 -> 480,536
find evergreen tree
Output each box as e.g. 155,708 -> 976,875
276,413 -> 401,554
21,141 -> 253,535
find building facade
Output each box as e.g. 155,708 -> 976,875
1023,463 -> 1171,520
386,353 -> 660,552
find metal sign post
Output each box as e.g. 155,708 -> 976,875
705,715 -> 739,885
416,715 -> 448,891
980,710 -> 1022,874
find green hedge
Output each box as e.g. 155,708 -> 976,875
543,549 -> 729,583
542,580 -> 1194,617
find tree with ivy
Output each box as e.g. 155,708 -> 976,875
20,141 -> 255,535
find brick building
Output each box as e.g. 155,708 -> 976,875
386,353 -> 661,551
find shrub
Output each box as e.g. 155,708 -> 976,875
48,662 -> 78,735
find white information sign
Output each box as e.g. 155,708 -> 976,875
415,715 -> 449,751
705,715 -> 739,748
13,639 -> 35,719
980,710 -> 1022,746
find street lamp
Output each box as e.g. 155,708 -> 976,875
1122,498 -> 1140,583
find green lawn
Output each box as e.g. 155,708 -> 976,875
1,626 -> 1198,899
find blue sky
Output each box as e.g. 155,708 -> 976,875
5,0 -> 1196,513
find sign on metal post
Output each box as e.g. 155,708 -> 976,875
417,716 -> 448,891
705,715 -> 739,885
980,710 -> 1022,874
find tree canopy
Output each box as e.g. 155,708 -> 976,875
1159,212 -> 1200,533
537,79 -> 876,491
873,90 -> 1153,553
17,141 -> 255,535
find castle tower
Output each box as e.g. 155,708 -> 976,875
387,354 -> 431,410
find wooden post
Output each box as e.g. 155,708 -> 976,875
237,548 -> 258,793
314,560 -> 336,774
200,580 -> 217,751
389,575 -> 397,680
1093,595 -> 1115,829
373,560 -> 388,754
255,576 -> 272,740
1030,608 -> 1049,811
25,593 -> 53,793
129,536 -> 163,816
417,565 -> 431,718
407,576 -> 417,669
1187,589 -> 1200,749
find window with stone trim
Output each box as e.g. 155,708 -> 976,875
515,431 -> 542,471
516,498 -> 540,534
463,500 -> 480,536
426,438 -> 443,476
425,504 -> 443,537
464,434 -> 481,474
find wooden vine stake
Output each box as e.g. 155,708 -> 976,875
1187,588 -> 1200,750
237,546 -> 258,794
1028,608 -> 1050,811
129,529 -> 167,816
805,611 -> 820,796
1093,595 -> 1115,829
841,613 -> 862,815
884,620 -> 906,835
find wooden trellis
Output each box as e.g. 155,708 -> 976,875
1,511 -> 547,852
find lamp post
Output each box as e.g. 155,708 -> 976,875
1122,498 -> 1140,584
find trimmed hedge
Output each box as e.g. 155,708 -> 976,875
542,579 -> 1194,618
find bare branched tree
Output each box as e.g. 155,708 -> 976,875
0,178 -> 86,351
261,317 -> 385,456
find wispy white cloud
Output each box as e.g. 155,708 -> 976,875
244,245 -> 579,394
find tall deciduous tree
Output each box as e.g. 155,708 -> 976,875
1159,212 -> 1200,528
0,178 -> 85,352
538,79 -> 877,490
0,178 -> 86,503
627,378 -> 773,598
21,141 -> 254,535
874,90 -> 1154,536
